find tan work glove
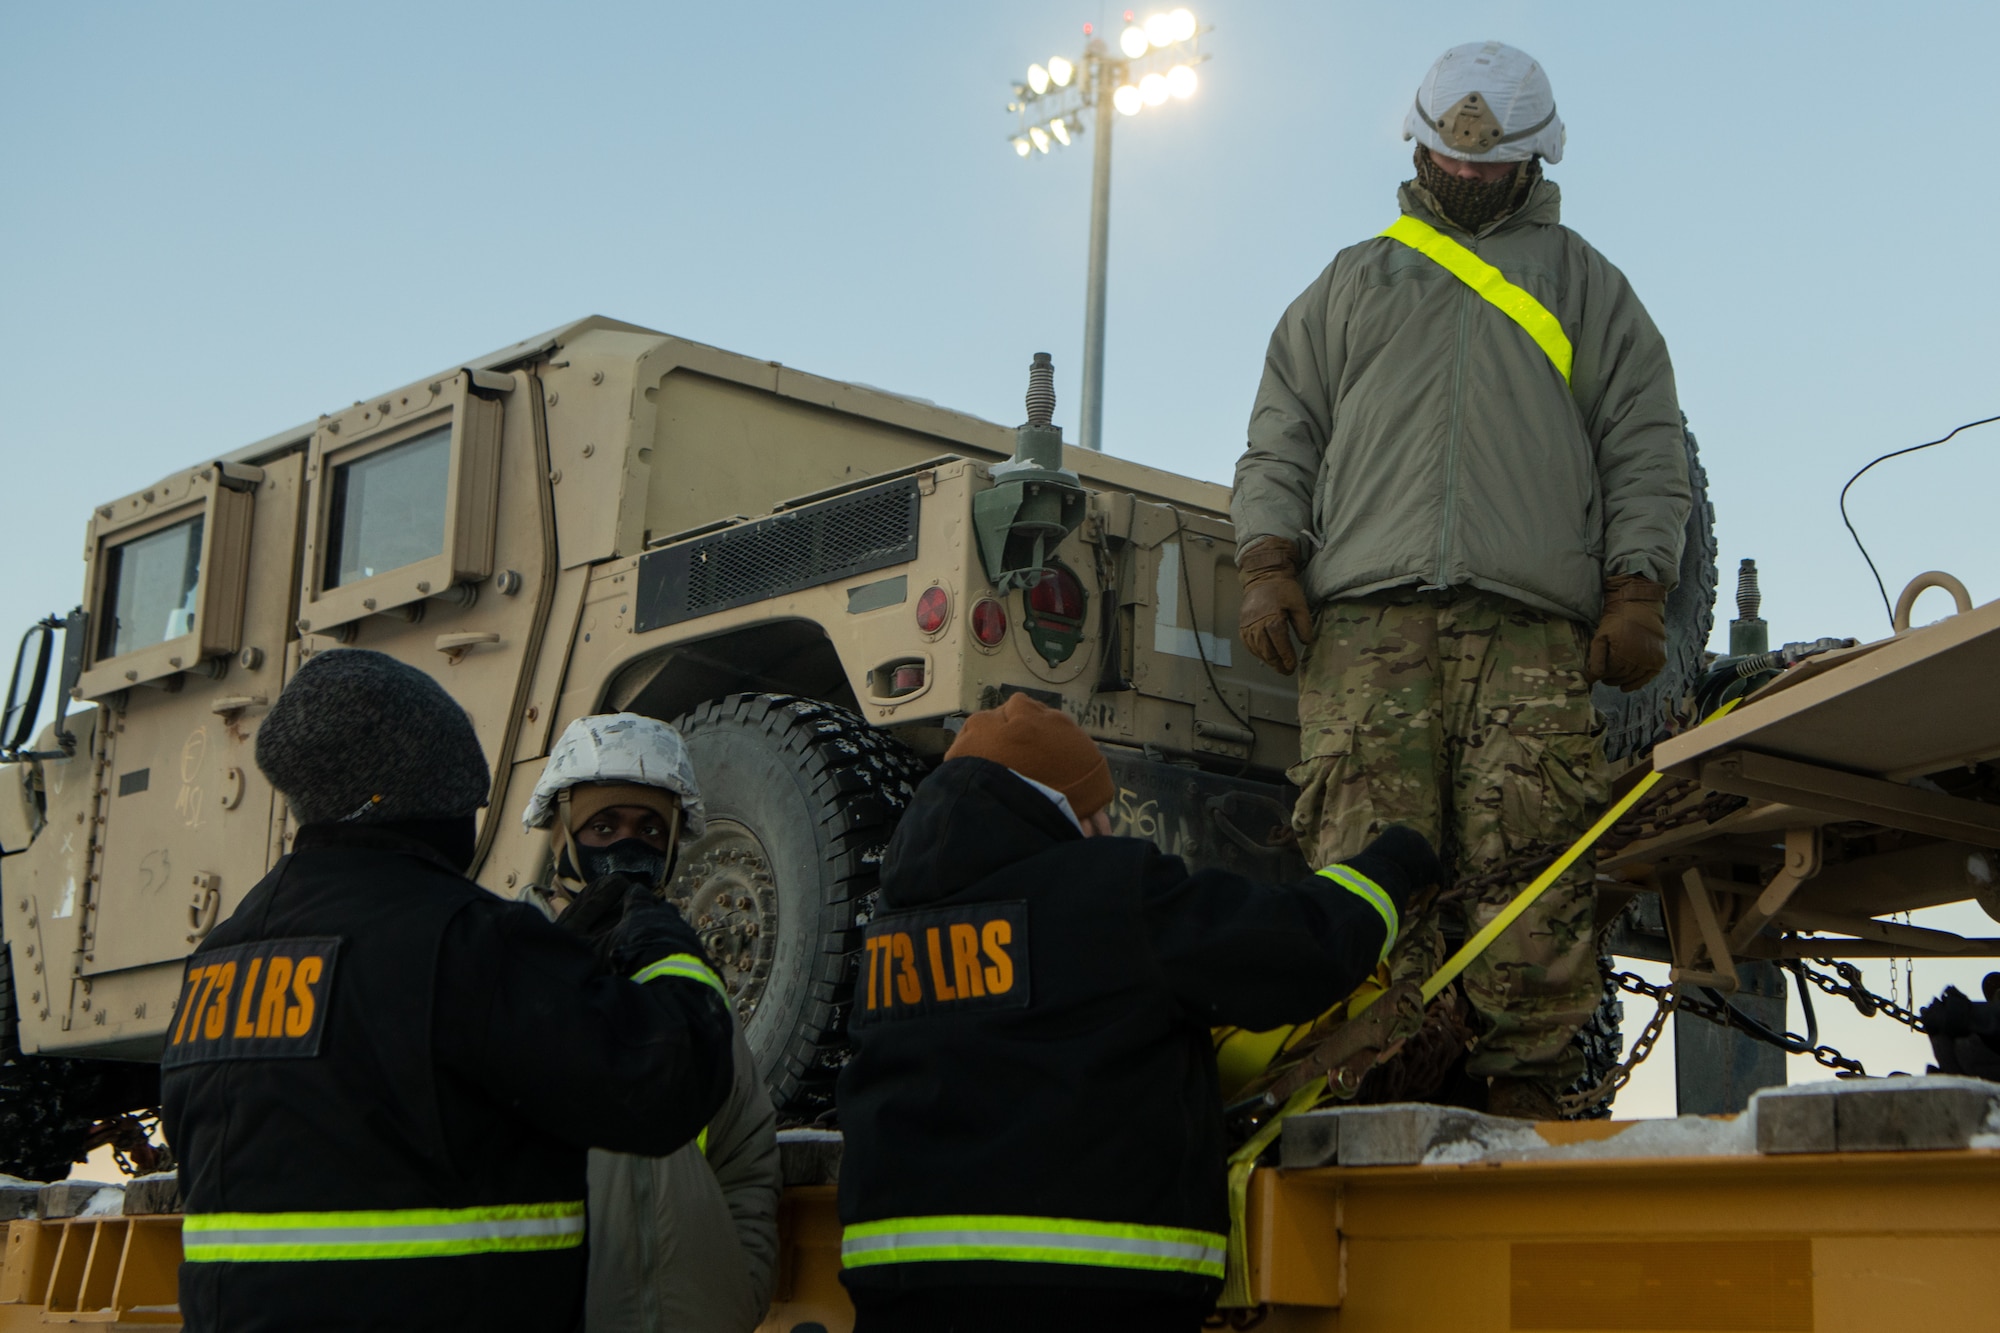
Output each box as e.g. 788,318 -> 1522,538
1586,572 -> 1668,692
1237,537 -> 1315,675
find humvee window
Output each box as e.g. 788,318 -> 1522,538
97,514 -> 205,659
324,425 -> 451,588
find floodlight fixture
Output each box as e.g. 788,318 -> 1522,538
998,15 -> 1213,451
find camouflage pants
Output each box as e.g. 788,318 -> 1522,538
1289,590 -> 1608,1086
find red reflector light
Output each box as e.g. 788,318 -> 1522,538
1028,567 -> 1085,620
915,586 -> 950,634
971,598 -> 1007,646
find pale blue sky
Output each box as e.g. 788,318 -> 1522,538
6,2 -> 1999,1112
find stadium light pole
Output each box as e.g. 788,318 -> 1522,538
1006,10 -> 1211,451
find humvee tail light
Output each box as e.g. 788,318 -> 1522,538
1027,565 -> 1085,621
1024,564 -> 1087,667
971,598 -> 1008,647
915,586 -> 950,635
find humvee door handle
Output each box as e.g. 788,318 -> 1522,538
210,695 -> 269,717
435,631 -> 502,663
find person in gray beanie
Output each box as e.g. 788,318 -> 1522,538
252,647 -> 494,865
162,649 -> 736,1333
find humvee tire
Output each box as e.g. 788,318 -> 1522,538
667,694 -> 923,1118
0,943 -> 156,1180
1594,420 -> 1719,761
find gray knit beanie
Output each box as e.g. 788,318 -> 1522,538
255,649 -> 490,825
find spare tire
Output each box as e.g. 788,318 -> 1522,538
1595,417 -> 1719,761
667,694 -> 923,1119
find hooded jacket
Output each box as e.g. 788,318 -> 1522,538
835,758 -> 1396,1310
1232,174 -> 1691,624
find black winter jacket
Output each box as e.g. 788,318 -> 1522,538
836,759 -> 1395,1310
159,822 -> 732,1332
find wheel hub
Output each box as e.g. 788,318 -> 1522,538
667,818 -> 778,1023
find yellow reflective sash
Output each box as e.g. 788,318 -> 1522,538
1380,214 -> 1573,385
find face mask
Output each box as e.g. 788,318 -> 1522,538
577,837 -> 669,886
1414,147 -> 1538,232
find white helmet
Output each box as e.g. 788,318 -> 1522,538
1403,41 -> 1564,165
521,712 -> 707,838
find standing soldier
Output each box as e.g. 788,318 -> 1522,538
522,713 -> 782,1333
160,651 -> 734,1332
1231,41 -> 1691,1118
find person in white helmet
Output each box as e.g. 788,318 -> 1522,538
1230,42 -> 1693,1120
524,713 -> 782,1333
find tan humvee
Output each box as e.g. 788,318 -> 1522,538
0,316 -> 1304,1143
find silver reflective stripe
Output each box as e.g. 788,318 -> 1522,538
841,1216 -> 1226,1278
187,1214 -> 583,1249
181,1203 -> 586,1262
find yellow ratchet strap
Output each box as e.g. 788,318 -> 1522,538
1380,214 -> 1573,385
1220,698 -> 1747,1306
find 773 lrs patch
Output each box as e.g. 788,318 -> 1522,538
161,937 -> 340,1068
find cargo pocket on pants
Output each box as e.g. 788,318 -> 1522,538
1286,718 -> 1356,853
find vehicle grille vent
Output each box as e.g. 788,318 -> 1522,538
635,477 -> 921,632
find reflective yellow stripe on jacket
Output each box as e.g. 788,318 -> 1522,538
842,1214 -> 1226,1279
630,952 -> 729,1001
1380,214 -> 1574,384
1316,864 -> 1399,964
182,1200 -> 586,1262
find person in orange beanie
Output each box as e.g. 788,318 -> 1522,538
835,693 -> 1441,1333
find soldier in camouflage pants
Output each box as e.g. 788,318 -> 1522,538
1287,590 -> 1608,1111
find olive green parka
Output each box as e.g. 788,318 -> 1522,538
1232,174 -> 1691,624
584,1020 -> 780,1333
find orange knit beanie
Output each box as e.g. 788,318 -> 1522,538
945,693 -> 1114,819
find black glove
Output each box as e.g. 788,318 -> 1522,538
1337,825 -> 1445,919
1923,987 -> 1980,1039
602,882 -> 715,983
556,872 -> 646,955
